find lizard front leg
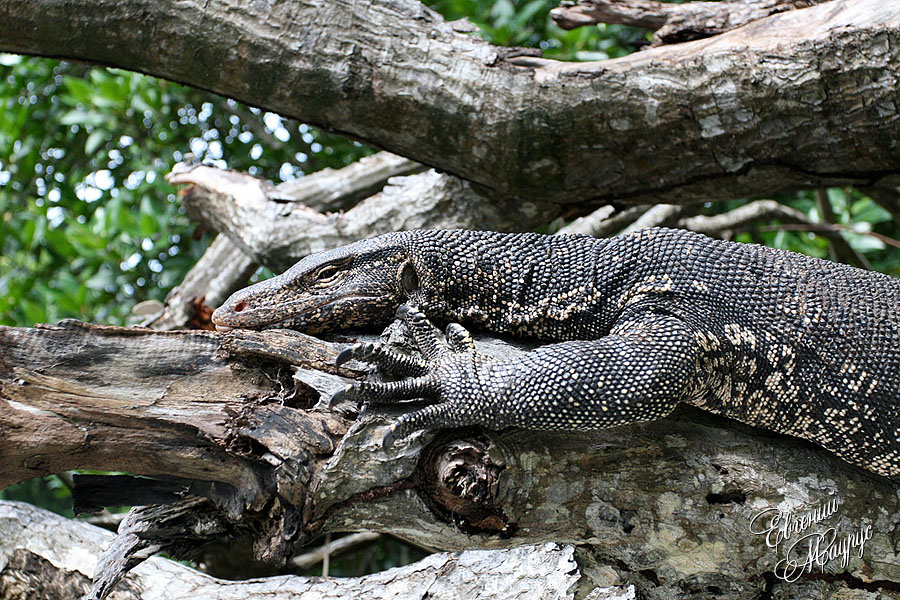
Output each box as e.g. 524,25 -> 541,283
334,306 -> 700,447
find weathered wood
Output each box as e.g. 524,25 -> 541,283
169,165 -> 557,272
2,321 -> 900,599
0,321 -> 268,492
1,0 -> 898,205
271,151 -> 424,213
2,501 -> 619,600
550,0 -> 829,45
145,153 -> 424,331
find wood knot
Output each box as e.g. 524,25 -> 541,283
417,433 -> 516,536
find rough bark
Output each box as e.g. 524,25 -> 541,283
1,0 -> 899,205
270,151 -> 424,213
169,164 -> 558,272
2,501 -> 623,600
2,321 -> 900,599
550,0 -> 830,45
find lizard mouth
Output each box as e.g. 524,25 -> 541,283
214,294 -> 381,332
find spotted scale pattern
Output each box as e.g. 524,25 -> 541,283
213,228 -> 900,478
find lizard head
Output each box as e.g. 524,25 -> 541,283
211,233 -> 421,333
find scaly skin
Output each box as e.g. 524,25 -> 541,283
212,228 -> 900,478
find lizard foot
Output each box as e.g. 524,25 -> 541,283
331,305 -> 490,449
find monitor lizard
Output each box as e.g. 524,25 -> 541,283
211,228 -> 900,479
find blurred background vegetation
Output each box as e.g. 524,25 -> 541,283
1,0 -> 898,579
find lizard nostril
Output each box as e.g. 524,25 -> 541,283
234,300 -> 248,312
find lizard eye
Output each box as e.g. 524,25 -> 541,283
315,264 -> 341,281
400,262 -> 419,295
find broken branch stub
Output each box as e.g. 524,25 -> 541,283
168,164 -> 557,273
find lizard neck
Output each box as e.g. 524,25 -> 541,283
403,230 -> 633,340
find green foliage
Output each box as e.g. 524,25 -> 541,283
708,189 -> 900,277
0,55 -> 373,328
0,476 -> 73,517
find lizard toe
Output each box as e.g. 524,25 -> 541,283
398,305 -> 445,361
445,322 -> 476,353
328,385 -> 350,409
335,376 -> 439,406
335,342 -> 428,376
381,425 -> 397,450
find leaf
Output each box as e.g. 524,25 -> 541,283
21,219 -> 36,248
59,109 -> 107,128
21,297 -> 47,325
84,267 -> 117,291
850,197 -> 891,225
85,130 -> 108,155
513,0 -> 546,28
44,228 -> 76,257
139,212 -> 158,236
63,76 -> 94,104
69,226 -> 108,251
845,232 -> 886,253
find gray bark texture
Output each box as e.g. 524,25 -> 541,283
0,0 -> 898,205
2,321 -> 900,599
144,152 -> 433,330
169,163 -> 556,273
550,0 -> 830,45
2,501 -> 624,600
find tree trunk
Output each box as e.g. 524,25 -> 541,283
2,320 -> 900,599
1,0 -> 898,205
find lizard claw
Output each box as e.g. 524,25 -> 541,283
332,307 -> 486,448
328,385 -> 350,409
395,304 -> 414,319
381,425 -> 397,450
335,346 -> 357,368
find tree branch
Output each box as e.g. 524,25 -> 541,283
3,501 -> 621,600
289,531 -> 382,571
555,205 -> 649,237
550,0 -> 830,46
678,199 -> 809,235
272,151 -> 423,213
621,203 -> 682,233
145,152 -> 425,331
168,164 -> 556,272
142,233 -> 258,331
1,0 -> 898,204
680,199 -> 873,268
3,321 -> 900,599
